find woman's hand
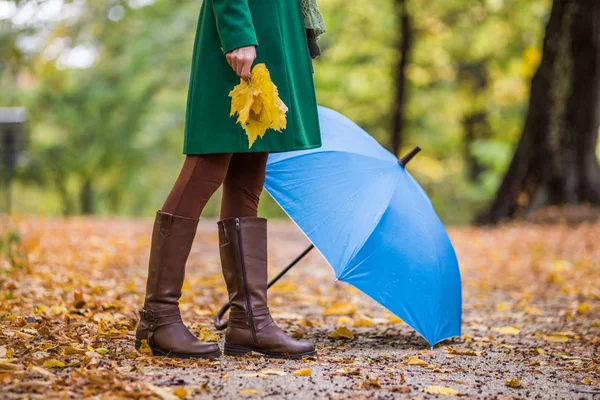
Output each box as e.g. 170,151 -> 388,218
225,45 -> 256,80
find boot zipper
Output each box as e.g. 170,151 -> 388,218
235,218 -> 259,345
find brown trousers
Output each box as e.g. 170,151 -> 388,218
161,153 -> 269,220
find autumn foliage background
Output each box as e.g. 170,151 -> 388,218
1,0 -> 576,224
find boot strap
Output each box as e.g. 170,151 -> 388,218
229,307 -> 273,331
139,308 -> 182,331
229,306 -> 270,320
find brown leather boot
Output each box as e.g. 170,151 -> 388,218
135,210 -> 220,359
218,217 -> 316,359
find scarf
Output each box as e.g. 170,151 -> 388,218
301,0 -> 326,39
301,0 -> 326,59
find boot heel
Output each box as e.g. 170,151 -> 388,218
224,342 -> 251,356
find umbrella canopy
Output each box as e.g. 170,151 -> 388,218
265,106 -> 462,346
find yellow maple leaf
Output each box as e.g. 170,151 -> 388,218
228,63 -> 287,149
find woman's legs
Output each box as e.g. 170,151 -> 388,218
162,153 -> 233,218
220,152 -> 269,219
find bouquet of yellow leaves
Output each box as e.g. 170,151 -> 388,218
229,63 -> 288,148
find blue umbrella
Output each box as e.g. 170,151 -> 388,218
216,106 -> 461,347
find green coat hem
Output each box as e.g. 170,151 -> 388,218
182,138 -> 322,155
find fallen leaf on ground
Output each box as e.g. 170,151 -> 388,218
198,327 -> 219,342
328,326 -> 354,340
173,387 -> 187,398
424,385 -> 459,395
543,333 -> 570,342
336,316 -> 353,325
323,302 -> 356,316
353,315 -> 374,327
239,388 -> 260,395
293,368 -> 312,377
42,359 -> 65,369
494,326 -> 520,335
407,356 -> 428,366
447,346 -> 480,356
146,383 -> 179,400
505,377 -> 522,388
362,378 -> 382,389
137,339 -> 153,354
63,345 -> 86,355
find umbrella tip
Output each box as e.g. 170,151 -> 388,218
398,146 -> 422,167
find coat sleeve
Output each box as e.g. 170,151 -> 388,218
212,0 -> 259,54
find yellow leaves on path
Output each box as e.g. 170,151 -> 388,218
328,326 -> 354,340
229,63 -> 288,148
4,215 -> 600,398
423,385 -> 459,395
292,368 -> 312,377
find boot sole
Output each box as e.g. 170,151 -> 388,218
135,339 -> 221,359
224,342 -> 317,359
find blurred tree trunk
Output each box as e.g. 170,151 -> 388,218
390,0 -> 413,157
80,178 -> 94,215
459,61 -> 491,183
483,0 -> 600,223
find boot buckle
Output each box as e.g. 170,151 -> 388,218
141,308 -> 156,322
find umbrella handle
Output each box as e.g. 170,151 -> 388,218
214,244 -> 315,331
399,146 -> 422,167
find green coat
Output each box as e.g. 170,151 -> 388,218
183,0 -> 322,154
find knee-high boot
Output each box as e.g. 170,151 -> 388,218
135,210 -> 220,358
218,217 -> 316,359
